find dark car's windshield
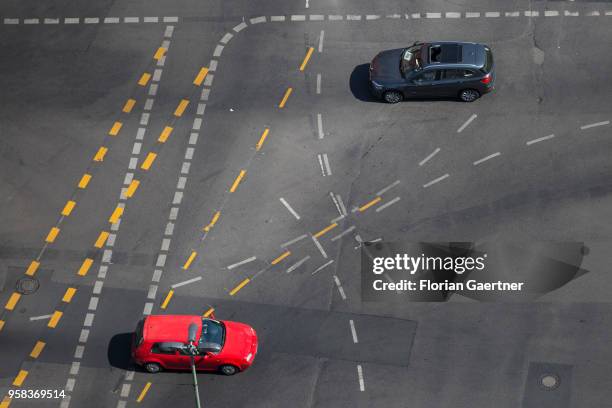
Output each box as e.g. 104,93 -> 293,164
199,319 -> 225,347
400,45 -> 422,75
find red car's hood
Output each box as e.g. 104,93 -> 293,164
221,320 -> 257,359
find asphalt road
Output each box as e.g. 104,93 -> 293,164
2,1 -> 612,407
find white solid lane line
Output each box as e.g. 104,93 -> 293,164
375,196 -> 400,212
227,256 -> 257,270
333,275 -> 347,300
419,147 -> 440,166
280,197 -> 301,220
580,120 -> 610,130
457,114 -> 477,133
286,256 -> 310,273
423,173 -> 450,188
526,134 -> 555,145
349,319 -> 359,343
312,260 -> 334,275
171,276 -> 203,289
357,365 -> 365,391
473,151 -> 501,166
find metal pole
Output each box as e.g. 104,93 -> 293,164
191,355 -> 202,408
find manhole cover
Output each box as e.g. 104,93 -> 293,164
540,374 -> 560,390
16,277 -> 40,295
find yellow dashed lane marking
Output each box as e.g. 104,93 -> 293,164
193,67 -> 209,86
78,173 -> 92,189
12,370 -> 28,387
313,223 -> 338,239
229,278 -> 250,296
4,292 -> 21,311
0,396 -> 11,408
299,47 -> 315,71
141,152 -> 157,170
136,382 -> 152,403
45,227 -> 60,243
93,146 -> 108,162
256,128 -> 269,151
138,72 -> 151,86
279,87 -> 293,108
126,180 -> 140,198
26,260 -> 40,276
160,290 -> 174,310
358,196 -> 382,212
30,341 -> 46,359
62,287 -> 77,303
61,200 -> 76,216
0,320 -> 5,332
109,121 -> 123,136
182,251 -> 197,270
77,258 -> 94,276
123,98 -> 136,113
153,47 -> 166,60
109,206 -> 124,224
203,211 -> 220,232
48,311 -> 62,328
203,307 -> 215,317
271,251 -> 291,265
94,231 -> 110,248
158,126 -> 173,143
229,170 -> 246,193
174,99 -> 189,117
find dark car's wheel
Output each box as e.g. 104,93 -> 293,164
458,89 -> 480,102
219,365 -> 239,376
383,90 -> 403,104
144,362 -> 162,373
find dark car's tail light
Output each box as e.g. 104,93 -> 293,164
480,73 -> 492,84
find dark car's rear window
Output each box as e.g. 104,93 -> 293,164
483,46 -> 493,73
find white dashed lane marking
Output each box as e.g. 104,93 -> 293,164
423,173 -> 449,188
333,275 -> 347,300
317,113 -> 324,139
318,30 -> 325,52
526,134 -> 555,146
457,114 -> 477,133
312,260 -> 334,275
331,226 -> 355,242
580,120 -> 610,130
349,319 -> 359,343
418,147 -> 440,166
171,276 -> 203,288
473,152 -> 501,166
280,234 -> 308,248
280,197 -> 301,220
375,196 -> 400,212
286,256 -> 310,273
357,365 -> 365,391
227,256 -> 257,270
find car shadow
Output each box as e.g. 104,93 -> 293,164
108,332 -> 134,370
349,63 -> 377,102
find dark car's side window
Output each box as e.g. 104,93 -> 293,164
413,70 -> 440,83
442,69 -> 477,80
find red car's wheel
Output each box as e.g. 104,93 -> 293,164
219,365 -> 238,376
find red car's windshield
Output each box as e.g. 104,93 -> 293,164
199,319 -> 225,347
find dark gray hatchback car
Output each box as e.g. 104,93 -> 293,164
369,41 -> 495,103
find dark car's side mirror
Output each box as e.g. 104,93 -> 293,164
198,342 -> 221,354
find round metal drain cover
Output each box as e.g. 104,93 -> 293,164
16,277 -> 40,295
540,374 -> 560,390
